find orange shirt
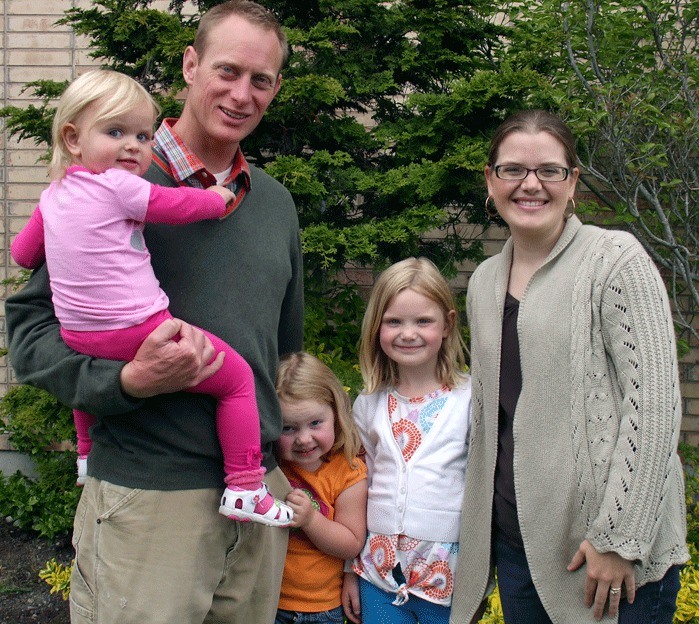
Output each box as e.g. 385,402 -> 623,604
278,452 -> 367,612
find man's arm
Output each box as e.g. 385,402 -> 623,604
5,264 -> 138,415
6,264 -> 222,413
277,228 -> 304,356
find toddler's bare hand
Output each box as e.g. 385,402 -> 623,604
285,488 -> 316,529
207,185 -> 236,207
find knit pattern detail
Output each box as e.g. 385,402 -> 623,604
570,230 -> 687,582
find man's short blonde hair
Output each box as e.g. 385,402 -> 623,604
193,0 -> 289,70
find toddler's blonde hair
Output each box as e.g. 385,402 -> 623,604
49,70 -> 159,179
359,257 -> 467,393
276,352 -> 362,467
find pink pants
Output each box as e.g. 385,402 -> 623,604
62,309 -> 263,482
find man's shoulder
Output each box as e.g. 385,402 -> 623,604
248,163 -> 292,197
143,161 -> 178,188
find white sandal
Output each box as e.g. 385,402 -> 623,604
76,456 -> 88,487
219,484 -> 294,527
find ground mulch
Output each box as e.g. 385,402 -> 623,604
0,519 -> 71,623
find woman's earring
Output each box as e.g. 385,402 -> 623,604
485,195 -> 498,219
564,198 -> 576,219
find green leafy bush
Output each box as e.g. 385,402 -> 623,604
675,544 -> 699,623
0,385 -> 79,538
304,281 -> 365,398
39,558 -> 73,601
680,443 -> 699,551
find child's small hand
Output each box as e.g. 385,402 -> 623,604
207,185 -> 236,207
342,572 -> 361,624
285,488 -> 316,529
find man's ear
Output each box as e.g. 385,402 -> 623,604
273,73 -> 282,97
62,123 -> 81,157
182,46 -> 198,86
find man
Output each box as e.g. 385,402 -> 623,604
5,2 -> 303,622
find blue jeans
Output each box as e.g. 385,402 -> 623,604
494,535 -> 681,624
359,577 -> 451,624
275,606 -> 344,624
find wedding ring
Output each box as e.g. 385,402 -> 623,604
609,587 -> 621,595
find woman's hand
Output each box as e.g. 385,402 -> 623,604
567,539 -> 636,620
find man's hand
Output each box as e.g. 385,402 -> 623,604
120,318 -> 224,398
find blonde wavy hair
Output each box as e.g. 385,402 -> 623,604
359,257 -> 467,393
49,70 -> 159,179
276,352 -> 362,467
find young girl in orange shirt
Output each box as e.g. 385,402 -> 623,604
275,352 -> 368,623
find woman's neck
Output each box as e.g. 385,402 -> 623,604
508,224 -> 564,299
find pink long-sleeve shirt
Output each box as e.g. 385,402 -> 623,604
11,165 -> 226,331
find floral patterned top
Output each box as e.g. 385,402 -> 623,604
353,386 -> 459,606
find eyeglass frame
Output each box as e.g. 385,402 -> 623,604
493,165 -> 572,182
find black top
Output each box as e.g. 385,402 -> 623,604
493,291 -> 524,549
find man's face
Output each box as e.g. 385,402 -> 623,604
181,13 -> 283,152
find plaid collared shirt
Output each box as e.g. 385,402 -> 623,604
152,118 -> 251,216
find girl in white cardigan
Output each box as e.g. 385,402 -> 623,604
342,257 -> 472,624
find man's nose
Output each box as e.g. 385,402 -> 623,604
229,77 -> 253,103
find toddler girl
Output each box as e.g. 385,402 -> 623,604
343,257 -> 471,624
275,352 -> 368,623
10,69 -> 293,527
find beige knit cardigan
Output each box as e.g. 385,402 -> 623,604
450,217 -> 688,624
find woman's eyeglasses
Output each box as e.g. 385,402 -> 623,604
494,165 -> 571,182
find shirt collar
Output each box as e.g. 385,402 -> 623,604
153,118 -> 251,192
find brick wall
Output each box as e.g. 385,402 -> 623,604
1,2 -> 697,459
1,0 -> 95,453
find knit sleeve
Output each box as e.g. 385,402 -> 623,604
584,239 -> 683,563
465,271 -> 486,446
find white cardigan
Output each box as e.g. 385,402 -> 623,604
353,381 -> 472,543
